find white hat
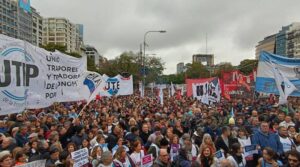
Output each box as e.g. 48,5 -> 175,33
0,151 -> 10,161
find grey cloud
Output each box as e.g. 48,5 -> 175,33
31,0 -> 300,74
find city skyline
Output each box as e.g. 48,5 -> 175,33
30,0 -> 300,74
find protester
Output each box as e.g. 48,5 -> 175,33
284,150 -> 300,167
130,140 -> 144,167
152,148 -> 171,167
0,151 -> 13,167
197,145 -> 219,167
98,151 -> 113,167
0,89 -> 299,167
253,121 -> 284,156
257,147 -> 283,167
226,143 -> 246,167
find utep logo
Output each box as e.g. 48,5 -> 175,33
83,73 -> 102,95
0,47 -> 39,101
104,77 -> 120,95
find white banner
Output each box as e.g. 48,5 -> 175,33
99,74 -> 133,97
0,34 -> 87,115
192,78 -> 221,105
17,160 -> 46,167
71,148 -> 89,167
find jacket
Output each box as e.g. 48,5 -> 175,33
152,159 -> 171,167
215,136 -> 238,157
252,129 -> 283,155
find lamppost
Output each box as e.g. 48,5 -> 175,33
143,30 -> 166,95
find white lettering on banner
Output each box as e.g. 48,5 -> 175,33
71,148 -> 89,167
0,34 -> 87,115
99,74 -> 133,97
17,160 -> 46,167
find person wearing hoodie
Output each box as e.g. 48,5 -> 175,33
153,149 -> 171,167
252,121 -> 284,156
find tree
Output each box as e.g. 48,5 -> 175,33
185,62 -> 209,79
97,51 -> 165,87
41,43 -> 67,53
214,62 -> 235,77
238,59 -> 258,75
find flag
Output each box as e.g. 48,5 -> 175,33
272,63 -> 297,104
139,81 -> 144,97
159,87 -> 164,105
171,82 -> 175,96
230,107 -> 234,118
81,71 -> 103,103
256,51 -> 300,97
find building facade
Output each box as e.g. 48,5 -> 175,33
255,34 -> 276,59
42,17 -> 81,53
31,7 -> 42,46
176,62 -> 185,74
192,54 -> 214,66
0,0 -> 18,39
14,0 -> 32,43
83,45 -> 103,68
275,23 -> 300,58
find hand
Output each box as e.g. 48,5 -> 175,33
271,160 -> 279,167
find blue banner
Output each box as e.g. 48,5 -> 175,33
19,0 -> 31,13
256,51 -> 300,96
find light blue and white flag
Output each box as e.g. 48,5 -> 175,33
256,51 -> 299,98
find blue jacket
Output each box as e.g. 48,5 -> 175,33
252,129 -> 283,155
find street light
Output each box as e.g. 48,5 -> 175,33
143,30 -> 166,95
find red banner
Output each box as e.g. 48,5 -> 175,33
221,70 -> 256,100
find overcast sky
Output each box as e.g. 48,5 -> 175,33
31,0 -> 300,74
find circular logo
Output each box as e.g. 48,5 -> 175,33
0,47 -> 35,102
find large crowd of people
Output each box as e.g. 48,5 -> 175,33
0,92 -> 300,167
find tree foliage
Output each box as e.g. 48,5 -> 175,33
238,59 -> 258,75
185,62 -> 210,79
214,62 -> 235,77
97,51 -> 165,87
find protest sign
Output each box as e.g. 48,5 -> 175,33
17,160 -> 46,167
215,150 -> 225,160
71,148 -> 89,167
244,145 -> 258,157
141,154 -> 153,167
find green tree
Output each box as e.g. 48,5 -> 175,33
41,43 -> 67,53
97,51 -> 165,87
214,62 -> 235,77
185,62 -> 209,79
238,59 -> 258,75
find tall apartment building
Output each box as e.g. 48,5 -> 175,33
275,23 -> 300,58
0,0 -> 18,39
255,34 -> 276,59
31,7 -> 42,46
43,17 -> 81,53
14,0 -> 32,43
0,0 -> 43,46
